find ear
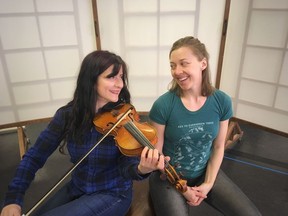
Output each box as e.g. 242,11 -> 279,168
201,58 -> 207,70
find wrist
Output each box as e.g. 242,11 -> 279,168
137,164 -> 151,175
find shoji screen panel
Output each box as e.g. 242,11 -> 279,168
97,0 -> 225,111
0,0 -> 96,124
221,0 -> 288,133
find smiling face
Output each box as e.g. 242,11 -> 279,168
170,46 -> 207,93
95,65 -> 124,110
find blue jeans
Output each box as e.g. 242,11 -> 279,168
32,182 -> 132,216
149,169 -> 261,216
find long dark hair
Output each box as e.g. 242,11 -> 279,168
169,36 -> 214,96
61,50 -> 130,148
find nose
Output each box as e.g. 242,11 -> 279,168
172,65 -> 182,75
115,76 -> 124,88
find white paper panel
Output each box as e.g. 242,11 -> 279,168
131,97 -> 155,112
39,15 -> 78,47
159,15 -> 195,46
242,47 -> 282,83
129,78 -> 157,97
13,84 -> 50,105
0,0 -> 34,13
158,48 -> 171,77
220,1 -> 288,133
160,0 -> 196,11
275,87 -> 288,112
126,50 -> 157,77
123,0 -> 157,12
18,102 -> 65,120
5,52 -> 46,83
0,60 -> 11,106
45,49 -> 80,79
124,16 -> 157,47
247,11 -> 288,48
0,17 -> 40,50
220,0 -> 250,98
157,76 -> 172,96
0,110 -> 16,124
253,0 -> 288,9
36,0 -> 74,12
0,0 -> 95,124
239,80 -> 276,106
50,80 -> 75,100
280,51 -> 288,86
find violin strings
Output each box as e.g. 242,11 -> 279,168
124,121 -> 153,148
124,121 -> 155,149
124,121 -> 172,169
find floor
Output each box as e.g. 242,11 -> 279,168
0,122 -> 287,216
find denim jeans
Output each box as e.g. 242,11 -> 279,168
149,169 -> 261,216
32,182 -> 132,216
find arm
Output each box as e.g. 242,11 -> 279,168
204,119 -> 228,187
1,109 -> 67,215
150,121 -> 165,153
188,119 -> 229,206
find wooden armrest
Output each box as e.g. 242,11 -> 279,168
17,126 -> 28,159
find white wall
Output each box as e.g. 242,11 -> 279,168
97,0 -> 225,111
221,0 -> 288,133
0,0 -> 226,124
0,0 -> 96,124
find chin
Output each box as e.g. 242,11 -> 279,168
110,97 -> 119,102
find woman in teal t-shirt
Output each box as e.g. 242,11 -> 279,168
149,36 -> 261,216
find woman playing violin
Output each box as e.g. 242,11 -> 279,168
1,50 -> 164,216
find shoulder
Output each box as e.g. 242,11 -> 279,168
149,91 -> 178,124
154,91 -> 177,106
212,89 -> 231,104
211,89 -> 233,120
50,104 -> 72,126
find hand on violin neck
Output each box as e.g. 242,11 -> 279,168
137,147 -> 165,174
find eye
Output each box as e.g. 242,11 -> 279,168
170,64 -> 176,70
181,61 -> 189,67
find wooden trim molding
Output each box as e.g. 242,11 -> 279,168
215,0 -> 231,89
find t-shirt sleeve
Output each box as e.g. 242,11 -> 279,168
219,91 -> 233,121
149,92 -> 173,125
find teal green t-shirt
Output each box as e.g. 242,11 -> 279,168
149,89 -> 233,178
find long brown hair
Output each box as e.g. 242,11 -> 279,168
59,50 -> 130,152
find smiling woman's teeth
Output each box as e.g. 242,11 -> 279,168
179,77 -> 188,81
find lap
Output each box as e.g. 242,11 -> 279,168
34,183 -> 132,216
207,170 -> 261,216
149,170 -> 261,216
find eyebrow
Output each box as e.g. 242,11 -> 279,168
170,58 -> 189,63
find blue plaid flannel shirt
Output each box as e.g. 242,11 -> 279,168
4,106 -> 148,207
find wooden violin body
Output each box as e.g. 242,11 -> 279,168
94,103 -> 157,156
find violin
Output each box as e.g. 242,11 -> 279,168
93,103 -> 187,193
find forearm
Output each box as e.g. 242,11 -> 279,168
204,120 -> 229,186
204,145 -> 224,186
